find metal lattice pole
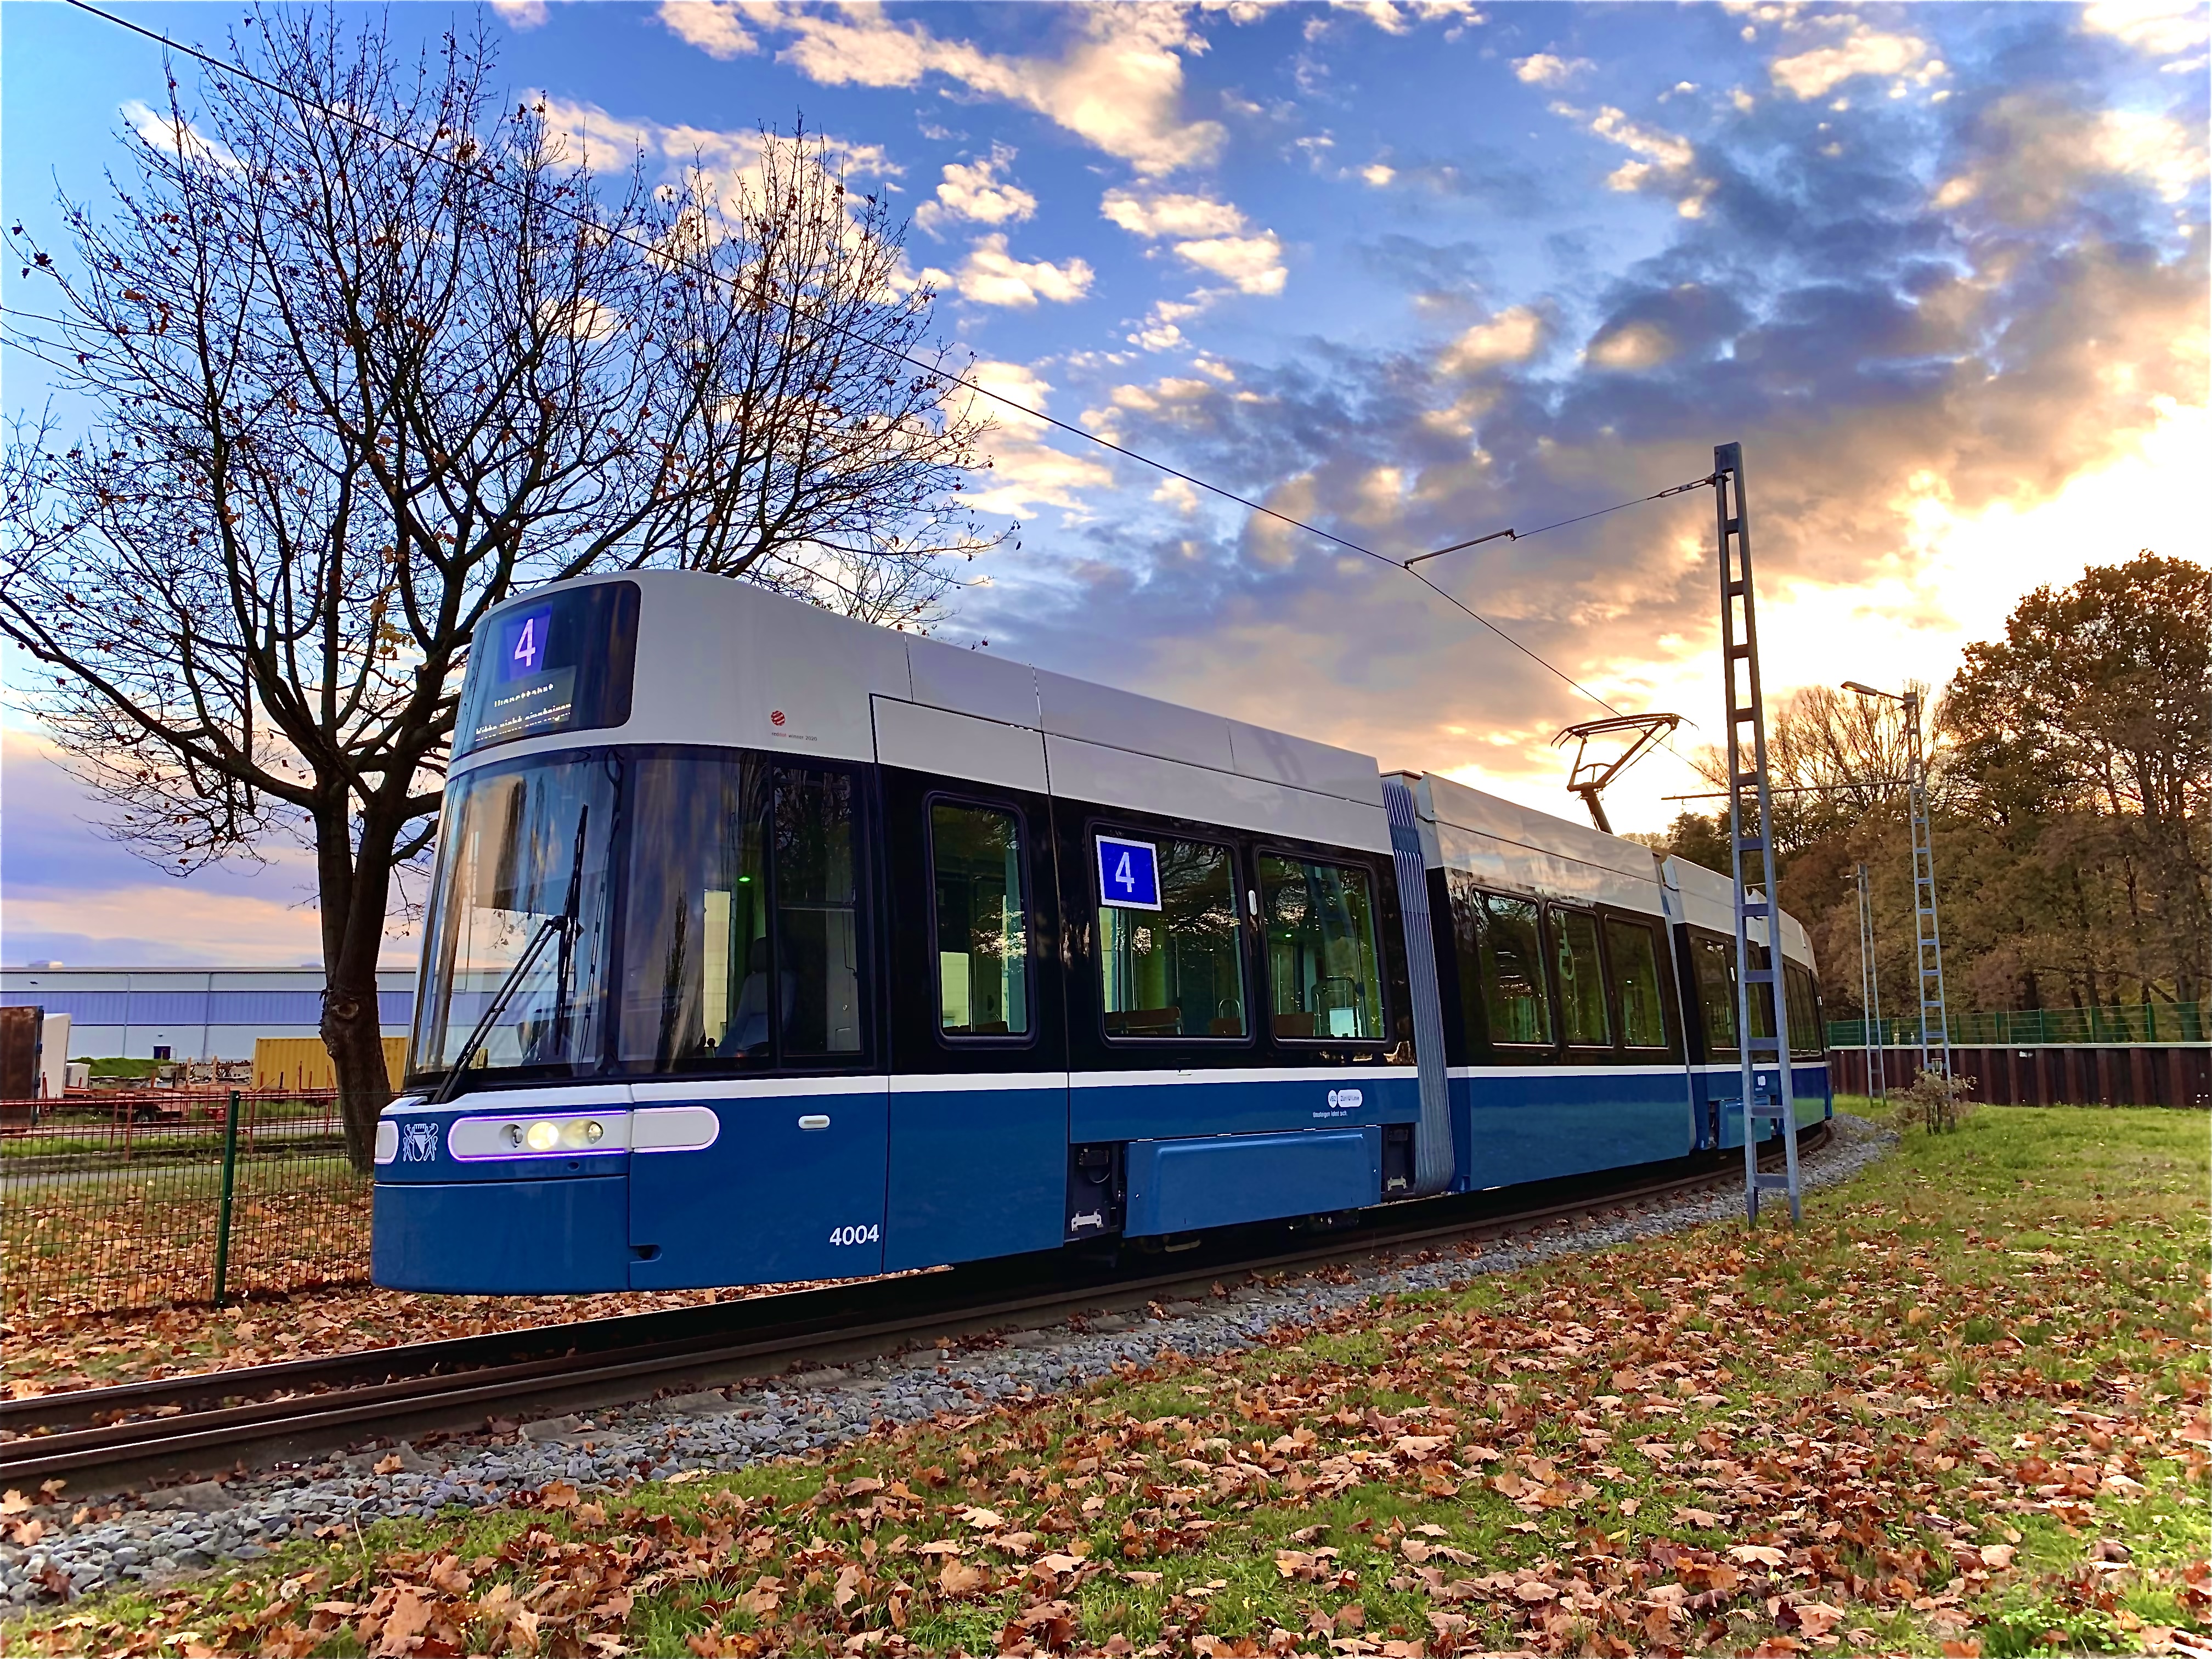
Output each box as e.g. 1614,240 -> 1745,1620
1856,862 -> 1886,1103
1903,693 -> 1953,1084
1713,442 -> 1801,1225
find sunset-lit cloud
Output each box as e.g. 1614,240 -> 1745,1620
8,0 -> 2206,963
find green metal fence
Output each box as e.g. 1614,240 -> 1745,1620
1,1089 -> 371,1318
1827,1000 -> 2207,1049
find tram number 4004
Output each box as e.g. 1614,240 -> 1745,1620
828,1223 -> 882,1248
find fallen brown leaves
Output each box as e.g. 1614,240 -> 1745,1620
10,1109 -> 2208,1656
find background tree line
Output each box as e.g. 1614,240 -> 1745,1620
1647,552 -> 2210,1025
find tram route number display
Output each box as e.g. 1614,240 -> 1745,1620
475,603 -> 577,746
828,1223 -> 882,1248
1096,834 -> 1162,910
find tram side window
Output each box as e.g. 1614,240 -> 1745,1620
619,755 -> 769,1070
774,771 -> 861,1058
1550,909 -> 1610,1047
1746,943 -> 1778,1045
1605,918 -> 1670,1048
1467,894 -> 1549,1047
1785,962 -> 1822,1057
616,757 -> 861,1071
1101,839 -> 1245,1039
1258,856 -> 1382,1040
932,803 -> 1030,1037
1694,936 -> 1737,1052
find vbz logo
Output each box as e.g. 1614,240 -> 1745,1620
1325,1088 -> 1363,1110
400,1122 -> 440,1163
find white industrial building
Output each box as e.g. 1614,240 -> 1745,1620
0,966 -> 415,1061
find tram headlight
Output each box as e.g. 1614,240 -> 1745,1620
499,1118 -> 606,1152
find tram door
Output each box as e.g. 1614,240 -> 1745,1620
625,759 -> 889,1288
872,704 -> 1071,1272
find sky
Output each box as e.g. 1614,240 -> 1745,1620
1,0 -> 2205,968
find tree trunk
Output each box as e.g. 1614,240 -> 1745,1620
317,803 -> 401,1173
323,974 -> 392,1173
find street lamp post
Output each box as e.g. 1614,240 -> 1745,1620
1842,681 -> 1950,1081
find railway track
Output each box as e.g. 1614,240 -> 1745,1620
1,1126 -> 1827,1492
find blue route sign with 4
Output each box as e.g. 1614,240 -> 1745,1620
500,607 -> 555,681
1095,835 -> 1161,910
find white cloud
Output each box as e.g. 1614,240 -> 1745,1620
1440,305 -> 1546,374
1099,190 -> 1285,295
664,3 -> 1223,176
1127,294 -> 1210,352
1513,53 -> 1593,87
1153,476 -> 1202,513
1770,27 -> 1938,99
1101,189 -> 1249,239
490,0 -> 550,28
2089,108 -> 2210,200
1173,232 -> 1288,295
1568,103 -> 1716,217
960,360 -> 1114,516
657,0 -> 758,57
1936,94 -> 2210,219
916,144 -> 1036,236
1329,0 -> 1484,33
1587,320 -> 1674,370
1361,162 -> 1397,187
955,234 -> 1096,307
2081,0 -> 2211,57
120,99 -> 239,170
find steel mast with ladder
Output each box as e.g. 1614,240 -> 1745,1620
1854,861 -> 1887,1104
1901,691 -> 1952,1080
1712,442 -> 1802,1224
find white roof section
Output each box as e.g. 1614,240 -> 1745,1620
1660,856 -> 1814,968
456,571 -> 1392,855
1406,773 -> 1665,916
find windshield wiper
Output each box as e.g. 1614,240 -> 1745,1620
431,806 -> 589,1105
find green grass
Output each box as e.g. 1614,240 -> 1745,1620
9,1106 -> 2206,1657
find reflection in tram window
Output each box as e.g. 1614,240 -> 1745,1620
1695,936 -> 1737,1051
1786,962 -> 1823,1057
1605,917 -> 1669,1048
1101,839 -> 1245,1038
774,771 -> 861,1057
1474,894 -> 1552,1046
616,757 -> 861,1071
619,756 -> 770,1069
1257,855 -> 1381,1040
1552,909 -> 1611,1047
931,803 -> 1029,1037
411,757 -> 619,1079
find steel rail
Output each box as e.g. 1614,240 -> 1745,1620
1,1127 -> 1827,1487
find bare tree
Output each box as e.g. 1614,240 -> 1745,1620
1689,681 -> 1921,854
0,9 -> 998,1166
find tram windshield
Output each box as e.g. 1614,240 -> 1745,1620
410,756 -> 621,1085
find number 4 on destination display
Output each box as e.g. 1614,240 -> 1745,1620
1095,834 -> 1161,910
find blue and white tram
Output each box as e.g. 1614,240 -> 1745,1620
371,571 -> 1827,1294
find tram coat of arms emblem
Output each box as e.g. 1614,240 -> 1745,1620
400,1121 -> 440,1163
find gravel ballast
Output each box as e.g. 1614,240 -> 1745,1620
1,1114 -> 1894,1607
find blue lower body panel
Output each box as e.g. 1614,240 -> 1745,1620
887,1084 -> 1065,1271
373,1175 -> 630,1293
1707,1062 -> 1833,1149
629,1090 -> 888,1289
1125,1128 -> 1379,1236
1451,1068 -> 1695,1191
